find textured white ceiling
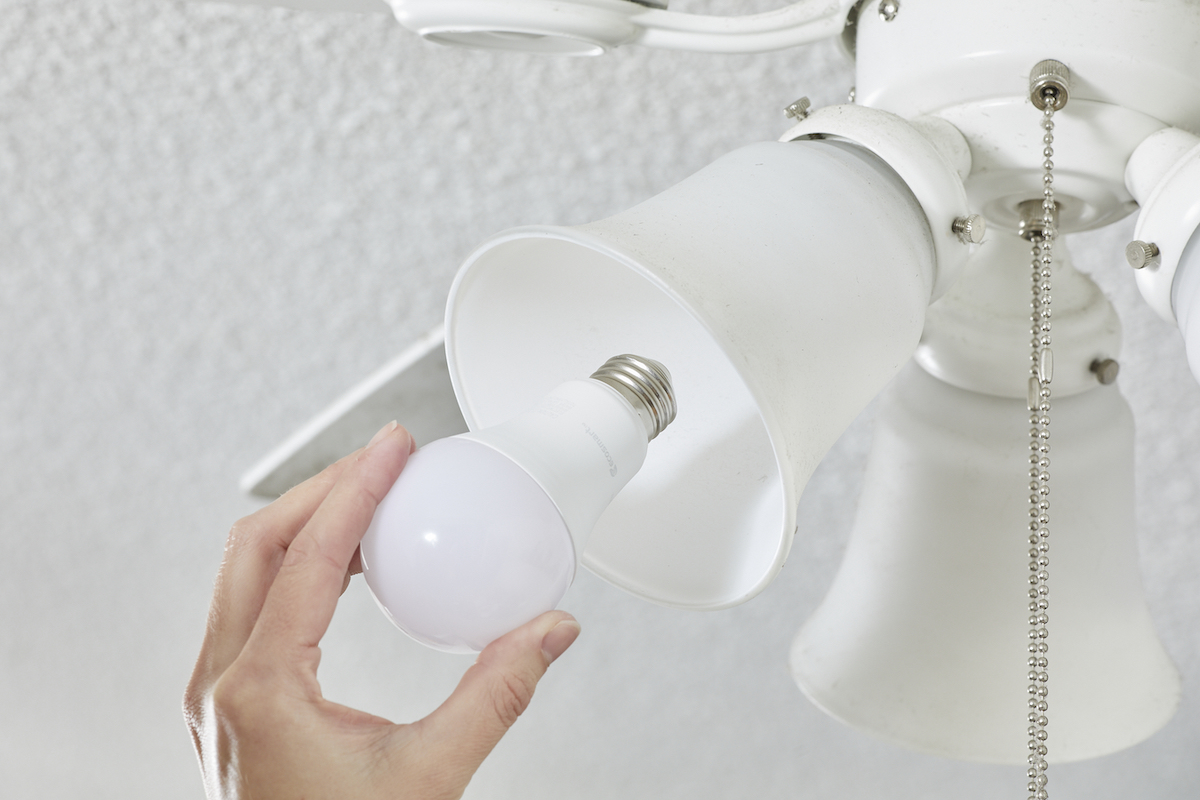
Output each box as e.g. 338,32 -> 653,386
2,1 -> 1199,798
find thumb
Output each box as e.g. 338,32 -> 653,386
413,611 -> 581,778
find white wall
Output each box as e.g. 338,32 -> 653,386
2,1 -> 1198,797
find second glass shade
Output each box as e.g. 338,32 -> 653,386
791,363 -> 1180,763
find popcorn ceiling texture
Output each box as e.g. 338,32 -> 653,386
1,1 -> 1198,798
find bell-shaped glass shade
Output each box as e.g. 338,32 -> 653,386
791,362 -> 1180,763
445,139 -> 936,610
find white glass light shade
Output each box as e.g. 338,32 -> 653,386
1173,226 -> 1200,384
445,140 -> 937,610
361,377 -> 650,653
790,363 -> 1181,763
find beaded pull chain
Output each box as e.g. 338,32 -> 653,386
1023,58 -> 1069,800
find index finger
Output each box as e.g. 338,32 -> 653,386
243,422 -> 413,668
193,449 -> 357,684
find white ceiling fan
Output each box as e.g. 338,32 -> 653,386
203,0 -> 1200,779
238,324 -> 467,497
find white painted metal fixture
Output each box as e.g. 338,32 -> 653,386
219,0 -> 1200,790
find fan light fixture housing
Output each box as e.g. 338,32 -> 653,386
230,0 -> 1200,770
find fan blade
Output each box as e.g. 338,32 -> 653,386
185,0 -> 391,14
240,326 -> 468,498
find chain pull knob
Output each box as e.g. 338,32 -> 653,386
1030,59 -> 1070,111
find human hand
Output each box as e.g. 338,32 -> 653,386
183,422 -> 582,800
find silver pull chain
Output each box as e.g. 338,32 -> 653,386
1023,58 -> 1069,800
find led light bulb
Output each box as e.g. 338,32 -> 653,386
360,354 -> 676,653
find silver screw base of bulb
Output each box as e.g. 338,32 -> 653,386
590,354 -> 677,441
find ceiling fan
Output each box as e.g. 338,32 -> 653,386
201,0 -> 1200,782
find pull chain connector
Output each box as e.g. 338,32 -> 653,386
1023,58 -> 1068,800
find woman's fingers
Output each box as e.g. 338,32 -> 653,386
409,611 -> 581,784
244,423 -> 412,674
191,450 -> 359,685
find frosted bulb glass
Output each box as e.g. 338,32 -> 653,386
361,437 -> 575,653
360,355 -> 675,653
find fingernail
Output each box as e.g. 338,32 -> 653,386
541,618 -> 581,665
367,421 -> 398,449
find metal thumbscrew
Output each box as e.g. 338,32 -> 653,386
952,214 -> 987,245
878,0 -> 900,22
1125,240 -> 1161,270
784,97 -> 811,121
1090,358 -> 1120,385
